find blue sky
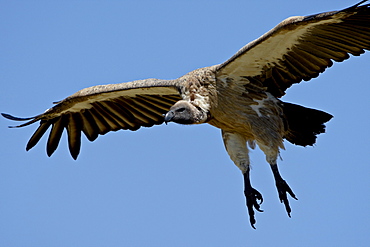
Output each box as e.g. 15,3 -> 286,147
1,1 -> 369,246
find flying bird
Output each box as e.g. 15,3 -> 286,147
3,1 -> 370,228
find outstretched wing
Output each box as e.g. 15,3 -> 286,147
216,1 -> 370,97
2,79 -> 182,159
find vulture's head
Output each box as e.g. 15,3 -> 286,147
164,100 -> 209,125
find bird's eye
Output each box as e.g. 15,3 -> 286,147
176,107 -> 186,113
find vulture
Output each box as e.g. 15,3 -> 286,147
3,1 -> 370,228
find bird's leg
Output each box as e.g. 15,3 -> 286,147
243,167 -> 263,229
221,131 -> 263,228
270,163 -> 298,217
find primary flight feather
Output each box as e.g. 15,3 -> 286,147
3,1 -> 370,228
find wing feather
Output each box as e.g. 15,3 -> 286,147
91,102 -> 123,131
47,115 -> 67,157
26,120 -> 53,151
136,95 -> 174,111
109,99 -> 140,129
294,47 -> 331,70
98,101 -> 135,129
118,98 -> 158,126
128,98 -> 164,122
3,79 -> 182,158
217,1 -> 370,97
80,110 -> 99,142
297,41 -> 346,62
66,113 -> 82,160
130,97 -> 168,116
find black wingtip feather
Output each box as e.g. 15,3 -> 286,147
26,121 -> 52,151
66,113 -> 82,160
2,113 -> 42,128
71,153 -> 78,160
350,0 -> 369,9
46,116 -> 66,157
337,0 -> 370,12
1,113 -> 34,121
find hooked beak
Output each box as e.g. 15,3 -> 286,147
164,111 -> 174,125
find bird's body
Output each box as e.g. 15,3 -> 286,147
3,1 -> 370,228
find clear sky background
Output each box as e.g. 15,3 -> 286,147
1,1 -> 369,246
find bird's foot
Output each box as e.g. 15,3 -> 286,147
244,186 -> 263,229
275,178 -> 298,217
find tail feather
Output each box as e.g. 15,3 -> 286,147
283,102 -> 333,147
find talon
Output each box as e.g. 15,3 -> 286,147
270,164 -> 297,217
243,170 -> 263,229
245,187 -> 264,228
276,179 -> 297,217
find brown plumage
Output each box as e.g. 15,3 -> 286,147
3,1 -> 370,228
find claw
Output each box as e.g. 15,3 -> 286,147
243,169 -> 264,229
270,164 -> 298,217
275,178 -> 298,217
244,186 -> 264,229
